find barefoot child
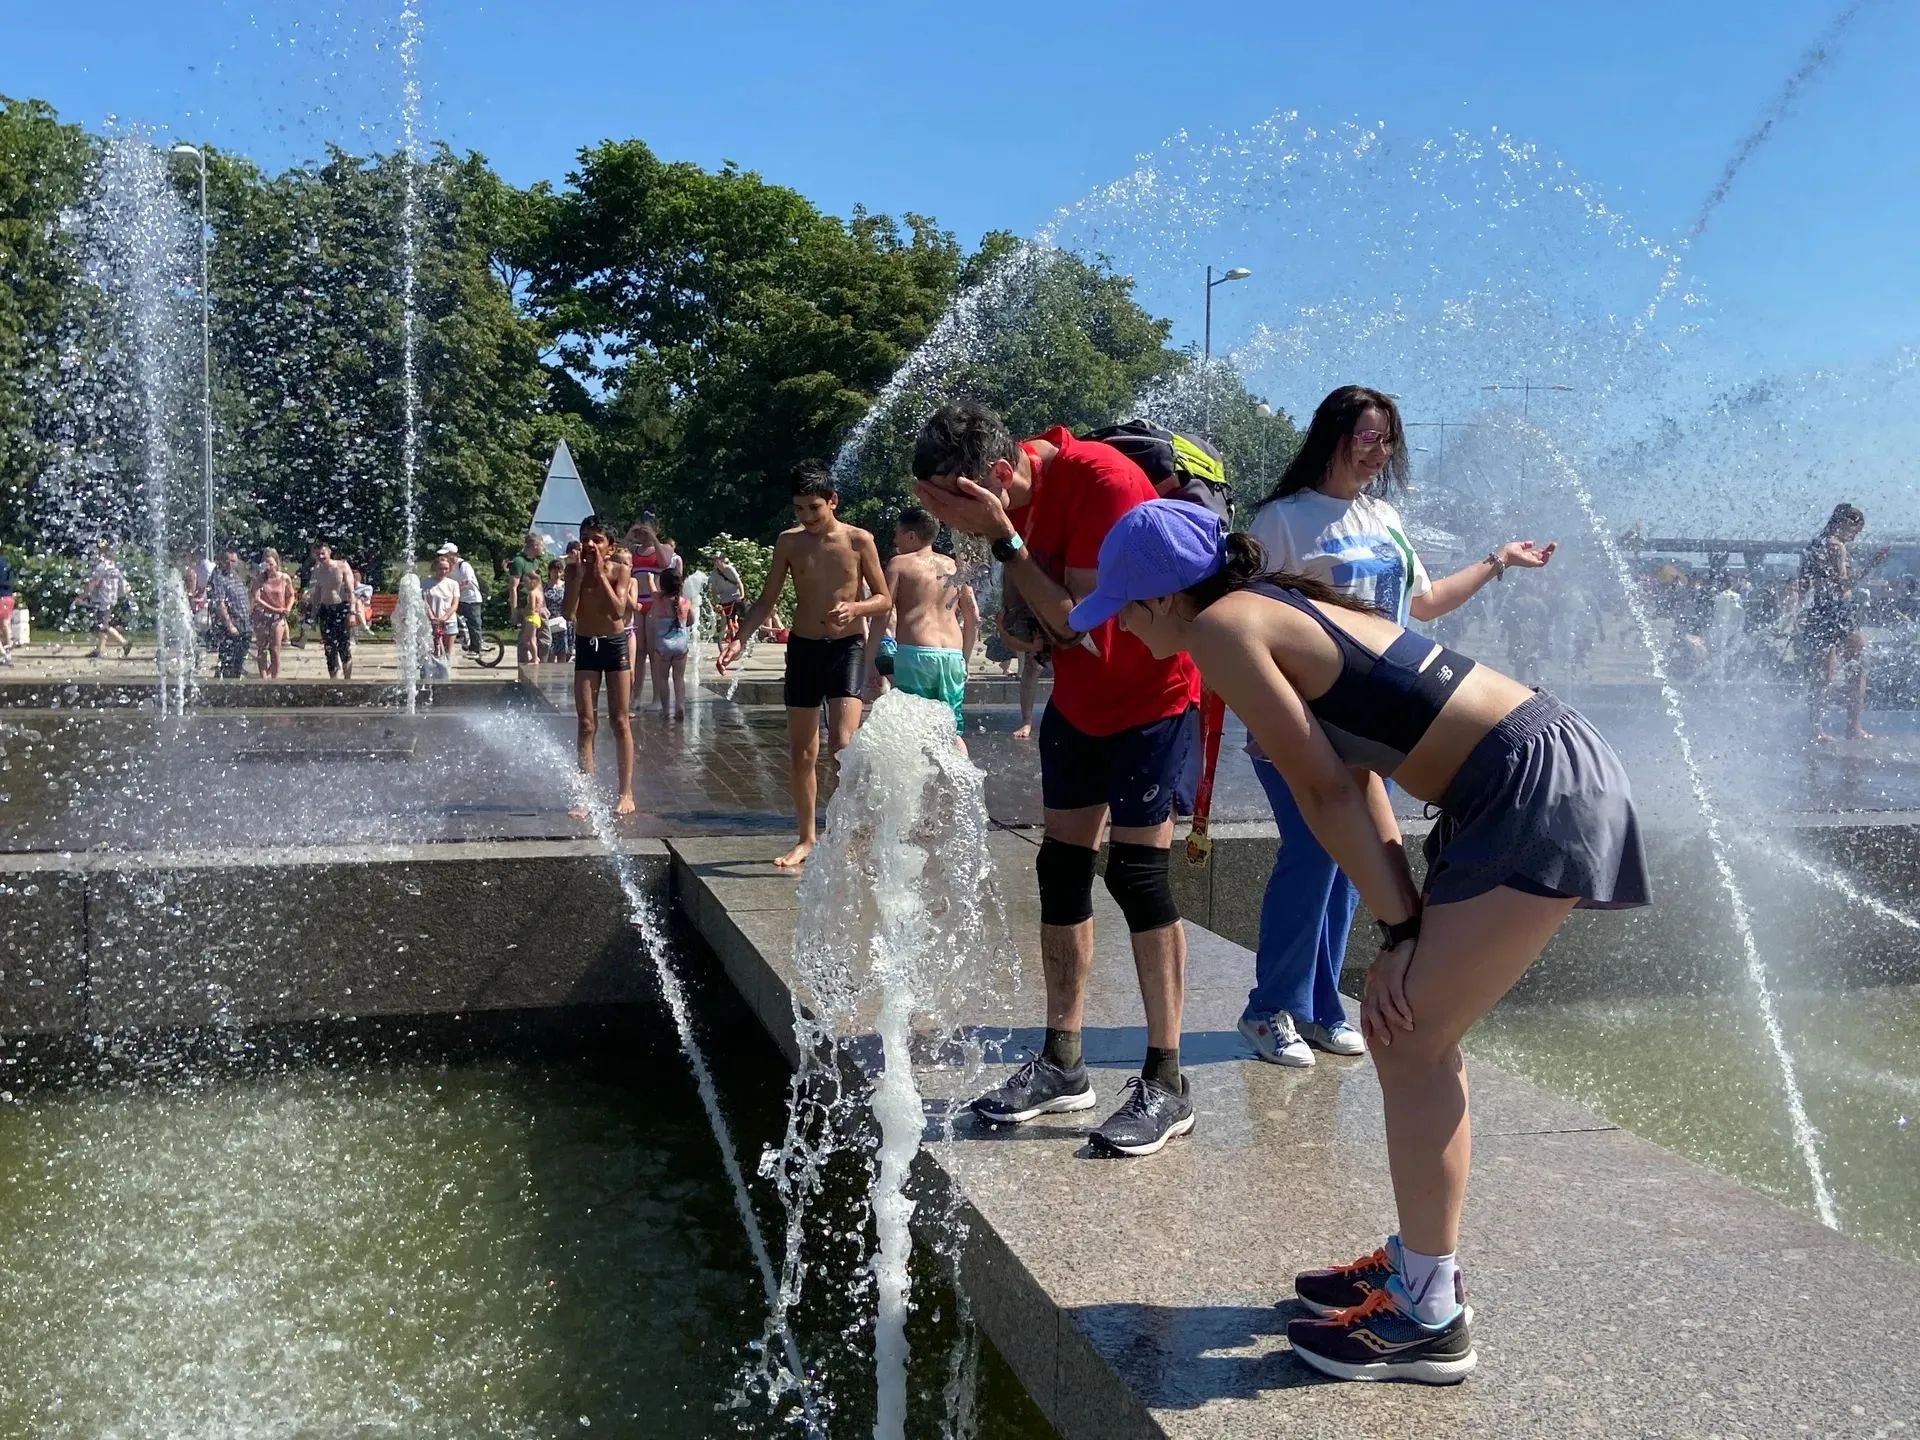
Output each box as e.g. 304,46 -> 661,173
653,568 -> 693,719
563,517 -> 638,816
870,506 -> 979,751
718,464 -> 890,868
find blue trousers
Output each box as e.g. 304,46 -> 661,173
1245,757 -> 1358,1028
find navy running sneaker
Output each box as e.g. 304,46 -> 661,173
1286,1276 -> 1477,1385
1294,1236 -> 1401,1317
970,1054 -> 1097,1125
1089,1076 -> 1195,1156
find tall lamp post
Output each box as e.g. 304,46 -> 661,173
171,143 -> 214,564
1203,264 -> 1252,432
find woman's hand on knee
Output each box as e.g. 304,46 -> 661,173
1361,940 -> 1417,1048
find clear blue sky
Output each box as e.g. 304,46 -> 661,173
8,0 -> 1915,377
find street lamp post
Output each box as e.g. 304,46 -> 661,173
1405,419 -> 1477,488
1481,381 -> 1573,419
1203,264 -> 1252,432
172,143 -> 214,564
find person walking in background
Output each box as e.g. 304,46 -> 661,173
707,550 -> 745,643
1240,385 -> 1556,1068
250,548 -> 296,679
423,554 -> 461,660
717,464 -> 891,869
0,549 -> 15,666
564,516 -> 638,816
1792,502 -> 1887,742
653,567 -> 693,719
625,522 -> 664,702
83,542 -> 132,660
305,542 -> 358,679
207,546 -> 250,679
1067,497 -> 1647,1383
438,543 -> 485,658
871,506 -> 979,749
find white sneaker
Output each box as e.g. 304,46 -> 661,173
1238,1010 -> 1314,1067
1299,1019 -> 1367,1056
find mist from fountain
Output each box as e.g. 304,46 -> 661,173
395,0 -> 424,574
155,569 -> 199,717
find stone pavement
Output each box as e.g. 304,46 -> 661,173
673,829 -> 1920,1440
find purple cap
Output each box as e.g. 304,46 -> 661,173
1067,500 -> 1228,633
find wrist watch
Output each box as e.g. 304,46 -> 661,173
1375,915 -> 1421,948
991,531 -> 1025,565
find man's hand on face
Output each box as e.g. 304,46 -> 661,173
912,477 -> 1016,543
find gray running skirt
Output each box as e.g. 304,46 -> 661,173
1421,691 -> 1651,910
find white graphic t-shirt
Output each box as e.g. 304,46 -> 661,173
1247,489 -> 1431,624
1244,489 -> 1432,763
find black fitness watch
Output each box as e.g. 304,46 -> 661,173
991,531 -> 1025,565
1376,915 -> 1421,949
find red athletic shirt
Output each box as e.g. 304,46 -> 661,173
1008,426 -> 1201,737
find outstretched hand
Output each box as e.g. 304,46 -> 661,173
716,636 -> 742,672
1360,939 -> 1418,1049
914,477 -> 1015,543
1498,540 -> 1557,570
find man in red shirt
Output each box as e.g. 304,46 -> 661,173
913,400 -> 1202,1157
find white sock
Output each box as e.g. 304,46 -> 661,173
1397,1245 -> 1462,1325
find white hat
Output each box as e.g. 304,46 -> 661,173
436,542 -> 459,555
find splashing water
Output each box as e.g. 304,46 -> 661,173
155,569 -> 198,717
464,710 -> 818,1426
1514,416 -> 1841,1229
392,572 -> 429,714
1742,838 -> 1920,935
750,692 -> 1016,1437
395,0 -> 423,568
683,569 -> 710,734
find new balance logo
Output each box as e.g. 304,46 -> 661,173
1436,665 -> 1454,683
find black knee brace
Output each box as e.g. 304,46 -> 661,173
1104,842 -> 1179,934
1036,838 -> 1097,928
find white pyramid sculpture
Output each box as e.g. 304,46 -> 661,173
529,439 -> 593,548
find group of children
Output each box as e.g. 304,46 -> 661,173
567,463 -> 978,851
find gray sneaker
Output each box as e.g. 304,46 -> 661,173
970,1054 -> 1097,1124
1090,1076 -> 1196,1156
1298,1019 -> 1367,1056
1239,1010 -> 1314,1067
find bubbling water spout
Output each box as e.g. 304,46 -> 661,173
393,572 -> 429,714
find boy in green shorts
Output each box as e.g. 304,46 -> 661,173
871,507 -> 979,749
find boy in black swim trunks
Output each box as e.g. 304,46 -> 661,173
718,464 -> 890,868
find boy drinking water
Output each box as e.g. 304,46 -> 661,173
718,464 -> 890,868
870,507 -> 979,751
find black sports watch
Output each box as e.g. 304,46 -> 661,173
1376,915 -> 1421,949
991,531 -> 1025,565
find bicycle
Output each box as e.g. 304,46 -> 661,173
459,628 -> 506,668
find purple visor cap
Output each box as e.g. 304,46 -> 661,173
1066,500 -> 1228,633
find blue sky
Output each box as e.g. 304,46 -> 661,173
7,0 -> 1915,389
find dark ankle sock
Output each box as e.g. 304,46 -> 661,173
1043,1027 -> 1082,1070
1143,1046 -> 1181,1092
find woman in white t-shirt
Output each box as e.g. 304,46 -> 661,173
1238,385 -> 1556,1068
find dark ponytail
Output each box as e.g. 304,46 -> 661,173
1181,532 -> 1379,616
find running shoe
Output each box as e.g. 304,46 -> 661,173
1298,1018 -> 1367,1056
969,1054 -> 1096,1125
1293,1236 -> 1401,1317
1286,1277 -> 1477,1385
1089,1076 -> 1196,1156
1238,1010 -> 1314,1067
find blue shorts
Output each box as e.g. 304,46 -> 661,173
1039,703 -> 1196,827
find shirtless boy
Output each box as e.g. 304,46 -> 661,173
562,516 -> 637,816
718,464 -> 890,867
305,542 -> 359,679
870,507 -> 979,751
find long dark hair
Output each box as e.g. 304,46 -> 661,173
1262,385 -> 1409,504
1182,533 -> 1378,616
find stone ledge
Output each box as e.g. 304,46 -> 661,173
0,840 -> 666,1036
667,830 -> 1920,1440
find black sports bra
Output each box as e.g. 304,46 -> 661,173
1251,581 -> 1476,775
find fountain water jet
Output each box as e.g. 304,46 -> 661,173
395,0 -> 424,572
392,572 -> 430,713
